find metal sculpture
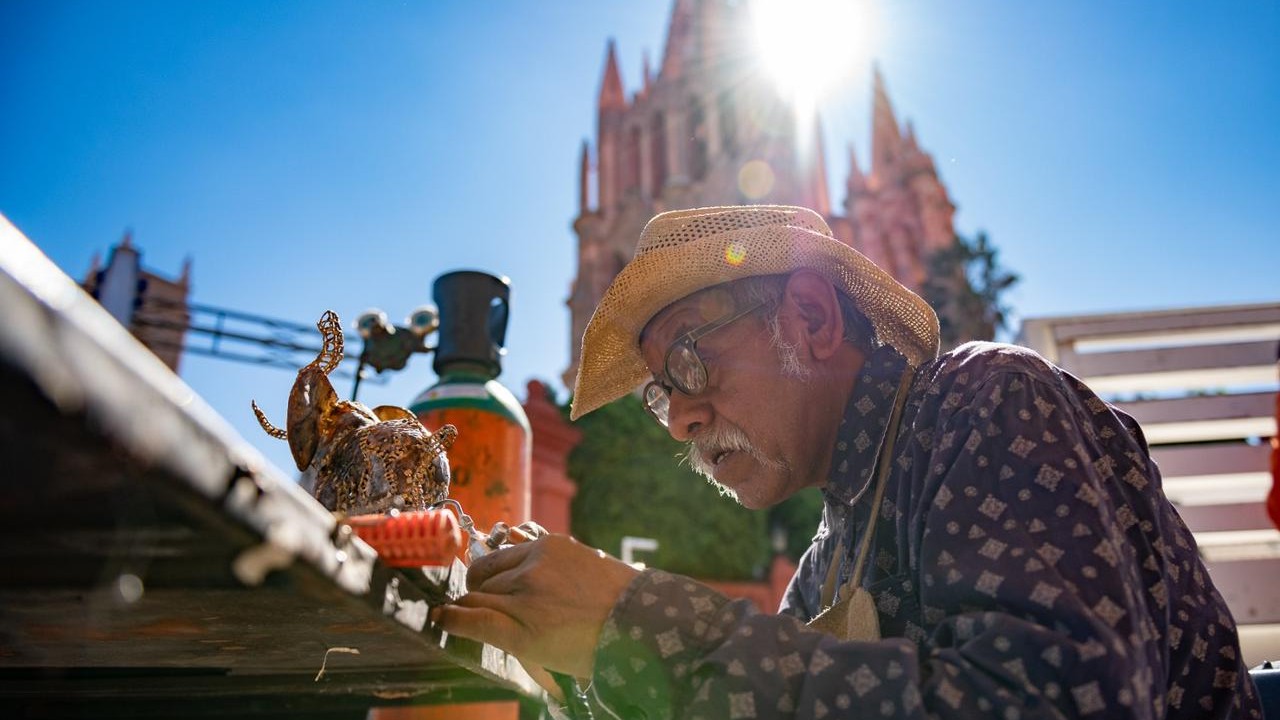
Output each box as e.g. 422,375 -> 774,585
252,310 -> 456,515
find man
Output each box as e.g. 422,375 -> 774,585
434,206 -> 1260,718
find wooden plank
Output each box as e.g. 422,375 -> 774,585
1203,558 -> 1280,624
1152,443 -> 1270,478
0,667 -> 526,718
1139,418 -> 1275,445
0,585 -> 451,672
1236,624 -> 1280,670
1024,304 -> 1280,345
1017,318 -> 1063,362
1084,367 -> 1276,396
1119,392 -> 1275,426
1060,340 -> 1277,379
1176,502 -> 1274,534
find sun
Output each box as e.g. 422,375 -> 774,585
751,0 -> 878,114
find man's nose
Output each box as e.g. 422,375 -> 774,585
665,390 -> 711,442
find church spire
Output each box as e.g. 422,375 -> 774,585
578,140 -> 591,213
598,39 -> 626,111
904,119 -> 920,151
846,143 -> 867,194
809,114 -> 831,216
642,49 -> 653,96
871,64 -> 903,176
660,0 -> 695,80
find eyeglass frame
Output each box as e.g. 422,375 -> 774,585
641,299 -> 766,427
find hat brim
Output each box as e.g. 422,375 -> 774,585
569,224 -> 939,420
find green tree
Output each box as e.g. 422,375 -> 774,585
922,231 -> 1019,350
767,487 -> 824,560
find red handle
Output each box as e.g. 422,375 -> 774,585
346,509 -> 464,567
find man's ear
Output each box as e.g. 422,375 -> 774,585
780,270 -> 845,361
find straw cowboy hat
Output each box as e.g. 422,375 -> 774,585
569,205 -> 940,420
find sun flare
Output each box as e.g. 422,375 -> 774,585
751,0 -> 877,112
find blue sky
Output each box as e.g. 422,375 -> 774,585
2,1 -> 1277,474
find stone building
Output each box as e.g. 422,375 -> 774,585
564,0 -> 957,388
82,231 -> 191,373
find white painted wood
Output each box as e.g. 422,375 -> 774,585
1020,303 -> 1280,345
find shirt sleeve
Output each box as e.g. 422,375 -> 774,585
587,368 -> 1254,720
591,569 -> 923,720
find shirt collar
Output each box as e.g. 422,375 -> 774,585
822,345 -> 908,507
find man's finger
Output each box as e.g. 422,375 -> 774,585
450,589 -> 522,614
513,521 -> 549,540
507,526 -> 537,544
465,566 -> 525,596
466,541 -> 535,590
431,601 -> 524,649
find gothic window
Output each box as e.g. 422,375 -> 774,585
651,112 -> 667,196
688,99 -> 708,181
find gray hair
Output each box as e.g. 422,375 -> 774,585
724,274 -> 878,355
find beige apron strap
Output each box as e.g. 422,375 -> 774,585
845,367 -> 916,593
818,531 -> 847,609
807,367 -> 915,641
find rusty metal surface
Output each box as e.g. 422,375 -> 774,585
0,215 -> 540,715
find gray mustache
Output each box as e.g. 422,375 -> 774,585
685,422 -> 785,479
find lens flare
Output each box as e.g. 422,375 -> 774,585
116,573 -> 144,604
738,160 -> 775,199
724,242 -> 747,266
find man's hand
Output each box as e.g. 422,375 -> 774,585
431,534 -> 640,678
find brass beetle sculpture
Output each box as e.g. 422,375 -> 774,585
252,310 -> 457,515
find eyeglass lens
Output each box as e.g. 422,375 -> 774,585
643,299 -> 765,426
666,342 -> 707,395
643,382 -> 671,426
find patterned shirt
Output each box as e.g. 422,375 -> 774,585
590,342 -> 1260,719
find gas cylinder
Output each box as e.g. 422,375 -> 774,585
411,270 -> 531,535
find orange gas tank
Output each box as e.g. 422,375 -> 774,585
412,371 -> 531,533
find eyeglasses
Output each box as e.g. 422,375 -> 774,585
642,300 -> 764,427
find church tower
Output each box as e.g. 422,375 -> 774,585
564,0 -> 955,389
839,67 -> 956,291
82,230 -> 192,373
